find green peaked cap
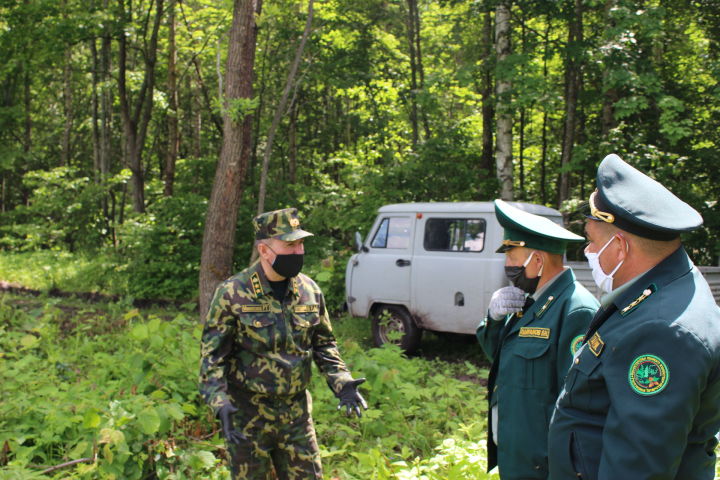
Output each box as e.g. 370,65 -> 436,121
494,199 -> 584,255
586,154 -> 702,240
253,207 -> 314,241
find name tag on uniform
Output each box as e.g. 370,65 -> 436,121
519,327 -> 550,339
293,304 -> 319,313
241,304 -> 271,313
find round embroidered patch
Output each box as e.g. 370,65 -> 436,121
628,354 -> 669,395
570,335 -> 584,356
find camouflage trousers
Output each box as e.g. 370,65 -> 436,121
226,389 -> 323,480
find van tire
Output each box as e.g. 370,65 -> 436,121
371,305 -> 422,353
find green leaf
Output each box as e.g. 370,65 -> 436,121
188,450 -> 217,470
82,409 -> 101,429
137,407 -> 161,435
130,323 -> 149,341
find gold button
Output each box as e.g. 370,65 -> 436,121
254,320 -> 261,327
574,358 -> 580,365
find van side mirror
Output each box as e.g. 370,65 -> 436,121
355,231 -> 368,252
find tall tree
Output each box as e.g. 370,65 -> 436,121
164,0 -> 179,196
495,0 -> 513,200
118,0 -> 164,213
480,7 -> 495,176
199,0 -> 262,318
256,0 -> 314,216
559,0 -> 584,205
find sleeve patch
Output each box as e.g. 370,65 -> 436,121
628,354 -> 669,395
570,335 -> 585,356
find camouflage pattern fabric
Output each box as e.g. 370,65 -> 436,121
225,390 -> 322,480
253,208 -> 314,241
199,261 -> 353,413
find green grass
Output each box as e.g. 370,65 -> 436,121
0,250 -> 124,296
0,293 -> 499,479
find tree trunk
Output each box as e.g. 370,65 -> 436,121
288,99 -> 298,184
61,46 -> 73,167
90,38 -> 101,179
541,20 -> 550,205
23,66 -> 31,155
601,0 -> 618,137
405,0 -> 419,146
256,0 -> 313,215
480,9 -> 494,177
559,0 -> 583,205
495,0 -> 513,201
198,0 -> 262,319
100,1 -> 112,180
164,0 -> 179,196
118,0 -> 164,213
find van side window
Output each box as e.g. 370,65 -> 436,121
424,218 -> 486,252
371,217 -> 412,249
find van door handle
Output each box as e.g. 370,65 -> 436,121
395,259 -> 411,267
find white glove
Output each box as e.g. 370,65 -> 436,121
488,286 -> 526,321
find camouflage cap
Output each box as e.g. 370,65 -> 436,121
253,208 -> 314,241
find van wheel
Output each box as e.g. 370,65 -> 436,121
372,305 -> 422,353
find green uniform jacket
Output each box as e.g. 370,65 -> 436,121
548,247 -> 720,480
199,261 -> 353,413
477,269 -> 598,479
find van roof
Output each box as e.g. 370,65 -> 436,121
378,201 -> 563,217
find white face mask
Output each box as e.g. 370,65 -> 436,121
585,235 -> 625,293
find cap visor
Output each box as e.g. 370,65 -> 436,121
277,229 -> 314,241
495,244 -> 512,254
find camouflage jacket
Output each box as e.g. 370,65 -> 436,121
199,261 -> 353,413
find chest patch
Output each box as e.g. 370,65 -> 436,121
588,332 -> 605,357
629,354 -> 669,396
241,304 -> 271,313
293,304 -> 319,313
519,327 -> 550,339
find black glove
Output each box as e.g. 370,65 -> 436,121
218,404 -> 247,444
336,378 -> 368,417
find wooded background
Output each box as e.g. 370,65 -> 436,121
1,0 -> 718,312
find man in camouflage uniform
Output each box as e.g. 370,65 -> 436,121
199,208 -> 367,480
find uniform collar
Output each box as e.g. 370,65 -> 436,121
609,246 -> 692,312
511,268 -> 576,334
531,266 -> 568,301
251,261 -> 300,300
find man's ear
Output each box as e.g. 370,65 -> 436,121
256,242 -> 268,260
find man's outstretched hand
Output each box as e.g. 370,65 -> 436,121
337,378 -> 368,418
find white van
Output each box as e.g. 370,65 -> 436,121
345,202 -> 568,352
346,202 -> 720,353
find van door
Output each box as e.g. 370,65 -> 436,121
410,215 -> 506,335
347,215 -> 414,316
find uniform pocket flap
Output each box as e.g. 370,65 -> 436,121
513,340 -> 550,360
237,307 -> 274,328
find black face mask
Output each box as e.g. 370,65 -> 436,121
269,250 -> 304,278
504,265 -> 540,294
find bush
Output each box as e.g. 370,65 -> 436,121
120,193 -> 207,300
